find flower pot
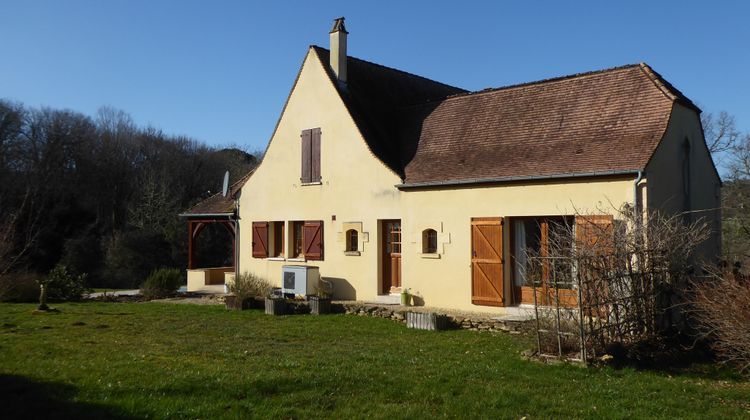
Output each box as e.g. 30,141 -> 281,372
400,292 -> 411,306
265,297 -> 287,315
309,296 -> 332,315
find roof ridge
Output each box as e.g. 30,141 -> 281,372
310,45 -> 467,94
396,63 -> 645,111
636,63 -> 701,112
444,63 -> 643,100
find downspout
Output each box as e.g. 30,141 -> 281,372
633,170 -> 644,219
232,198 -> 240,293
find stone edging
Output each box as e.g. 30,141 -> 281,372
338,302 -> 529,334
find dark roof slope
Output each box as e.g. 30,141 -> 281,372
400,63 -> 698,186
312,46 -> 466,175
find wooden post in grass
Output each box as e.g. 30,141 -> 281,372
38,283 -> 49,311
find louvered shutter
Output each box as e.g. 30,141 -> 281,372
252,222 -> 269,258
311,128 -> 321,182
301,129 -> 312,183
303,221 -> 323,261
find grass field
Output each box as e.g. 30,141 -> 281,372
0,302 -> 748,419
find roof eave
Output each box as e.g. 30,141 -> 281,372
178,212 -> 235,218
397,169 -> 641,190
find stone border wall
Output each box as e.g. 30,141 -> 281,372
337,302 -> 528,334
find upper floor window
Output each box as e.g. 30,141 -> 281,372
422,229 -> 438,254
346,229 -> 358,252
301,128 -> 322,184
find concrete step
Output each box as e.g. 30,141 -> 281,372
366,294 -> 401,305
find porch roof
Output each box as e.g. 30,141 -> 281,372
179,169 -> 254,217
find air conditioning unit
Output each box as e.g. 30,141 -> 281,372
281,265 -> 320,297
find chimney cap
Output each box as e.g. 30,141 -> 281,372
330,17 -> 348,34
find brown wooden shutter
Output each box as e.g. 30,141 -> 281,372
252,222 -> 269,258
311,128 -> 321,182
574,215 -> 614,255
575,215 -> 614,315
471,217 -> 504,306
303,220 -> 323,260
300,129 -> 312,183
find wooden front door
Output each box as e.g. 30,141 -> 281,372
471,217 -> 504,306
382,220 -> 402,294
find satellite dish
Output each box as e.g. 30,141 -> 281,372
222,170 -> 230,197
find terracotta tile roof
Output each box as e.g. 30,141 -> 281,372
180,170 -> 254,216
313,46 -> 701,186
401,63 -> 697,186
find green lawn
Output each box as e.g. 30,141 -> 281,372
0,302 -> 747,419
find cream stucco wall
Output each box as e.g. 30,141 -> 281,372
645,103 -> 722,263
399,178 -> 634,313
237,48 -> 402,301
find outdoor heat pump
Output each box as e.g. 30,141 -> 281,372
281,265 -> 320,297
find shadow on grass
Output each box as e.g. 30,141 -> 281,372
0,374 -> 136,420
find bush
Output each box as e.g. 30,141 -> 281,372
45,265 -> 88,301
689,272 -> 750,373
228,272 -> 272,301
0,272 -> 41,302
140,268 -> 183,299
103,231 -> 173,289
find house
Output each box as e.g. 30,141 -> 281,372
181,18 -> 721,313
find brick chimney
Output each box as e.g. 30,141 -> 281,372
329,17 -> 348,83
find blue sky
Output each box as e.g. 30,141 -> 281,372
1,1 -> 748,152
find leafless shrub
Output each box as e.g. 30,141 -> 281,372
229,272 -> 272,301
529,206 -> 711,361
689,270 -> 750,373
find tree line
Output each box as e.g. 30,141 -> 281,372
0,99 -> 258,290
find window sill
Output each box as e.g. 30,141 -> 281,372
266,257 -> 286,261
344,251 -> 361,256
286,258 -> 306,262
300,181 -> 322,186
420,253 -> 441,259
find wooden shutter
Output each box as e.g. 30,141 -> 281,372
300,129 -> 312,183
311,128 -> 321,182
575,215 -> 614,315
471,217 -> 504,306
252,222 -> 269,258
303,220 -> 323,260
575,215 -> 614,255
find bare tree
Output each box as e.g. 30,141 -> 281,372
702,111 -> 741,155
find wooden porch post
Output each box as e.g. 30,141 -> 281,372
187,221 -> 195,270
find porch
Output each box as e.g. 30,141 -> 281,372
179,187 -> 241,293
187,267 -> 234,293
